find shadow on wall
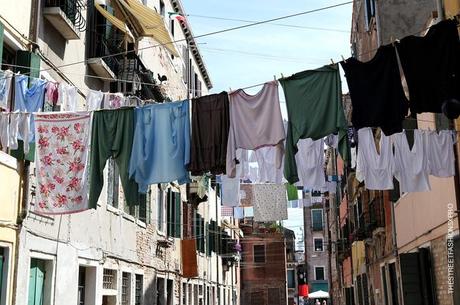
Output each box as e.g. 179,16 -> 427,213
41,19 -> 67,60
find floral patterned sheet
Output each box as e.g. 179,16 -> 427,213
34,112 -> 91,214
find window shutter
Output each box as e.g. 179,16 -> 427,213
206,222 -> 211,257
167,190 -> 174,237
174,193 -> 181,238
400,252 -> 423,305
9,50 -> 41,161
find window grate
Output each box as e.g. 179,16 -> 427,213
103,269 -> 116,290
135,274 -> 143,305
121,272 -> 130,305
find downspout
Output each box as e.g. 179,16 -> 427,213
12,0 -> 41,303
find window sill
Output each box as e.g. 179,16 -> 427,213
136,220 -> 147,229
106,204 -> 121,215
122,213 -> 136,223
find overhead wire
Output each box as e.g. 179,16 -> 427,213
17,1 -> 355,76
186,13 -> 350,33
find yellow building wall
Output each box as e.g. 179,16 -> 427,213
444,0 -> 460,17
0,152 -> 22,305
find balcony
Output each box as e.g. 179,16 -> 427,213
43,0 -> 85,40
88,32 -> 123,80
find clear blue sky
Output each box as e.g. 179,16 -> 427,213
181,0 -> 353,94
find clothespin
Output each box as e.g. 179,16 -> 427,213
281,73 -> 284,79
273,75 -> 277,81
341,55 -> 346,63
390,35 -> 395,46
330,59 -> 335,65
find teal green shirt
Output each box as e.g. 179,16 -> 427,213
279,64 -> 349,184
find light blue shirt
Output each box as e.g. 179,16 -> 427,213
15,75 -> 47,142
129,100 -> 190,193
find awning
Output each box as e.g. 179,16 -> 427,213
94,3 -> 133,41
115,0 -> 179,57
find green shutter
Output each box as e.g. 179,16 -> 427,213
167,190 -> 173,237
29,259 -> 45,305
15,51 -> 40,78
174,194 -> 181,238
0,22 -> 4,63
206,222 -> 211,257
10,50 -> 40,161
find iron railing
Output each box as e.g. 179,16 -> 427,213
45,0 -> 86,31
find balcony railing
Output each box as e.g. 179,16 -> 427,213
45,0 -> 86,29
44,0 -> 86,39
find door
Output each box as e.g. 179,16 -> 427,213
28,258 -> 46,305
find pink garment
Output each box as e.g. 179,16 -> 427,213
34,112 -> 91,215
46,82 -> 59,105
226,81 -> 285,177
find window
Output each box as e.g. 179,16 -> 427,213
170,19 -> 175,37
182,282 -> 187,305
364,0 -> 376,30
381,266 -> 389,305
157,278 -> 165,305
157,186 -> 166,232
135,274 -> 143,305
78,267 -> 86,305
311,209 -> 324,230
287,269 -> 296,288
0,247 -> 10,305
253,245 -> 265,263
28,258 -> 53,305
103,269 -> 117,290
121,272 -> 131,305
314,238 -> 324,252
159,0 -> 165,18
194,211 -> 205,253
167,189 -> 181,238
194,73 -> 199,97
315,266 -> 325,281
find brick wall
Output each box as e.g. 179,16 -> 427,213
432,235 -> 454,305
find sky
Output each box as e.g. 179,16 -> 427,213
181,1 -> 352,251
181,0 -> 353,95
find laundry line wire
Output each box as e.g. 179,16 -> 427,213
15,1 -> 355,77
186,13 -> 351,33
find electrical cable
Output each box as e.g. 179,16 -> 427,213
186,13 -> 350,33
17,1 -> 355,76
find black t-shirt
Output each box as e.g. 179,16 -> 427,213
397,19 -> 460,114
341,44 -> 409,135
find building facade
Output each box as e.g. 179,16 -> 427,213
0,152 -> 23,305
239,222 -> 290,305
328,1 -> 460,305
304,193 -> 329,295
0,1 -> 239,305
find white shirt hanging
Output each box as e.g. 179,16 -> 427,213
392,129 -> 430,192
58,83 -> 78,111
426,130 -> 455,177
356,127 -> 394,190
295,138 -> 326,189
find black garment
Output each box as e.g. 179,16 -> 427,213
187,92 -> 230,175
397,19 -> 460,114
341,45 -> 409,135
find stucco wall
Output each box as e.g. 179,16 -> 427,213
0,152 -> 21,305
394,176 -> 458,252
